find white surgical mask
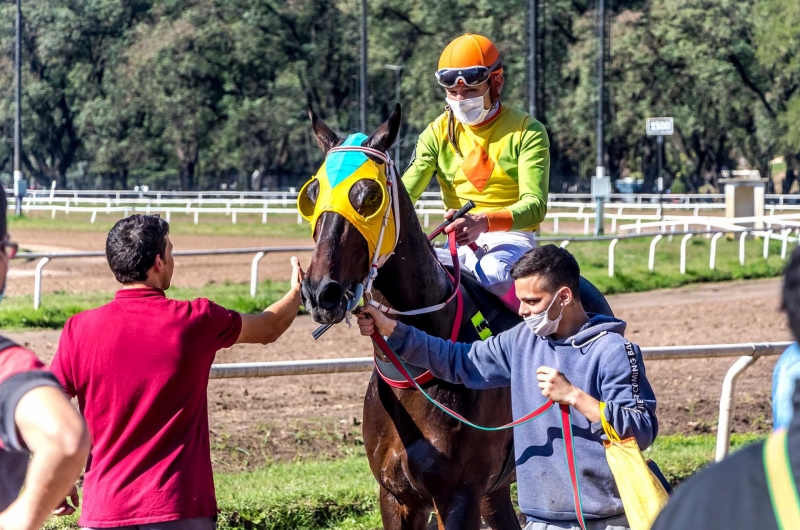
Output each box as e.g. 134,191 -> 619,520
446,89 -> 493,125
524,291 -> 565,337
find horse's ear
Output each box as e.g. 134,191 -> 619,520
308,107 -> 343,154
363,103 -> 402,154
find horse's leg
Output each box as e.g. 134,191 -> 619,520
432,490 -> 482,530
481,485 -> 522,530
379,485 -> 430,530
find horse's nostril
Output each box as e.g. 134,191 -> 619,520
317,281 -> 343,311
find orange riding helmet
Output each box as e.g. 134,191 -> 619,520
435,34 -> 504,89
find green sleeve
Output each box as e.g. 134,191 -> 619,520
401,124 -> 439,205
509,120 -> 550,230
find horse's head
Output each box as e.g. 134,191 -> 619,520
299,104 -> 402,324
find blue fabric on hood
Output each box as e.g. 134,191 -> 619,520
324,133 -> 369,188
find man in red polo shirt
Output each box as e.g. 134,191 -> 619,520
50,214 -> 304,529
0,191 -> 90,529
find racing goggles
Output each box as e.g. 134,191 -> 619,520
435,57 -> 502,88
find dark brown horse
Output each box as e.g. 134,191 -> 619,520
300,105 -> 612,529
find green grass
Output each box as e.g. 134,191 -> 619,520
0,280 -> 295,330
644,432 -> 766,485
566,234 -> 789,295
43,433 -> 765,530
9,211 -> 313,239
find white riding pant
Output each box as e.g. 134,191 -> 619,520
435,231 -> 536,297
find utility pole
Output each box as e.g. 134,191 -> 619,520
528,0 -> 537,119
359,0 -> 368,133
384,64 -> 403,164
596,0 -> 605,180
593,0 -> 607,235
14,0 -> 24,215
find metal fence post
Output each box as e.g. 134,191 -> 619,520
33,257 -> 50,310
710,232 -> 723,270
608,238 -> 619,277
250,252 -> 266,297
715,355 -> 758,462
763,229 -> 774,259
782,228 -> 792,260
648,234 -> 663,272
739,231 -> 749,266
680,234 -> 693,274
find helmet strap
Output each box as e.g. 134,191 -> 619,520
489,73 -> 503,103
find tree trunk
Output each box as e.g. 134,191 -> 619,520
179,160 -> 196,190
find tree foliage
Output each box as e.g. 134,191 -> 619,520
0,0 -> 796,191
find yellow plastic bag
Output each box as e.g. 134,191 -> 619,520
600,402 -> 669,530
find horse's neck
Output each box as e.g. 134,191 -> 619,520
373,191 -> 455,338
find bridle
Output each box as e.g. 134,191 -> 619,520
316,144 -> 465,320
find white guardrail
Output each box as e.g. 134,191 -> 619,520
13,192 -> 800,234
12,188 -> 800,205
0,188 -> 763,202
207,340 -> 791,462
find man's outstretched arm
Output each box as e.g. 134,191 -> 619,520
236,257 -> 305,345
1,385 -> 90,530
356,305 -> 515,388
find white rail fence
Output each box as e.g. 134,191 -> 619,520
208,340 -> 791,462
13,188 -> 796,204
19,246 -> 313,310
17,193 -> 800,236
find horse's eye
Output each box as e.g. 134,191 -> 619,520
366,193 -> 380,207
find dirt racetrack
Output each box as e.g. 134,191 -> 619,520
9,272 -> 790,470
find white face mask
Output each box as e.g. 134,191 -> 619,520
524,290 -> 565,337
446,89 -> 492,125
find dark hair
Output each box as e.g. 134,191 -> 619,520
106,215 -> 170,284
782,247 -> 800,340
511,244 -> 581,297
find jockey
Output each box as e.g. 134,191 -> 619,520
403,33 -> 550,311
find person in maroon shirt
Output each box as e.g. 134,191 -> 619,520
50,214 -> 304,530
0,191 -> 90,530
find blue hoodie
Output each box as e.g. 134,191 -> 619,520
386,314 -> 658,524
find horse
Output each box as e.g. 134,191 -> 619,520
300,104 -> 613,529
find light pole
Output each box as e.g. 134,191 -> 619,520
359,0 -> 368,133
384,64 -> 403,165
14,0 -> 24,215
